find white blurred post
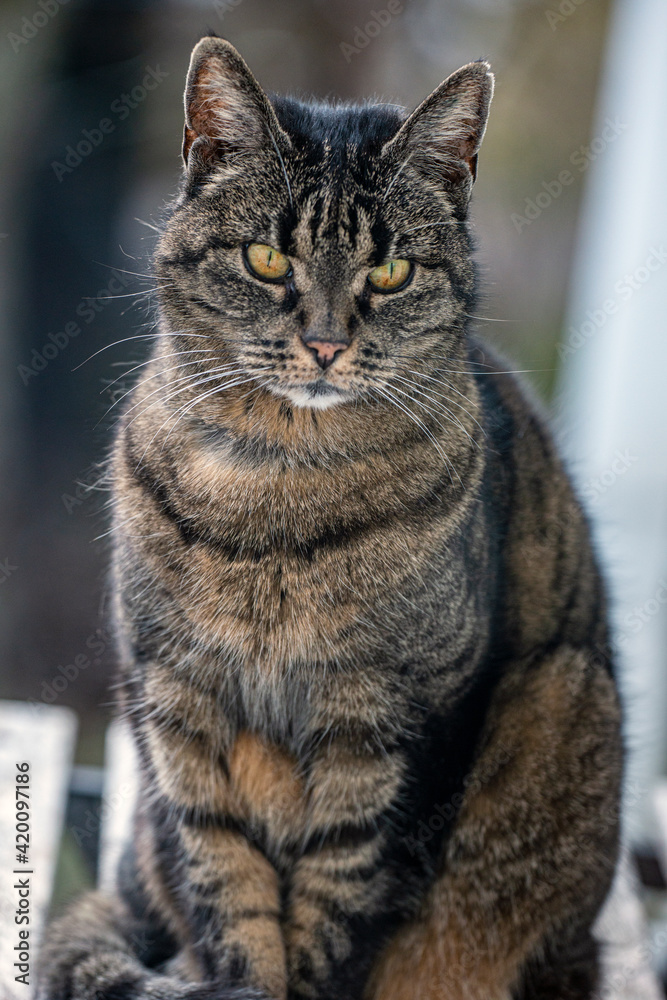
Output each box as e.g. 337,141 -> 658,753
556,0 -> 667,844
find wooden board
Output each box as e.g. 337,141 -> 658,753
0,700 -> 77,1000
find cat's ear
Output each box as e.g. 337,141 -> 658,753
182,36 -> 290,173
383,61 -> 494,215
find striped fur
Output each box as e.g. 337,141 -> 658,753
38,37 -> 622,1000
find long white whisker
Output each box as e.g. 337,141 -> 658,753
431,374 -> 487,438
93,286 -> 174,300
390,374 -> 478,449
103,355 -> 227,414
103,350 -> 218,391
107,364 -> 254,430
73,332 -> 219,370
161,373 -> 268,447
463,312 -> 511,324
123,365 -> 271,439
131,372 -> 262,468
91,262 -> 174,281
397,370 -> 486,439
135,217 -> 162,234
372,383 -> 460,486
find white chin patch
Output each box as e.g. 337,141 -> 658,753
272,385 -> 348,411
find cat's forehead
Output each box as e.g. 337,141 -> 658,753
269,98 -> 409,262
272,96 -> 406,156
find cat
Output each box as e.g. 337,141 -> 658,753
37,35 -> 623,1000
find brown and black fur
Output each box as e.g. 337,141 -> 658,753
38,37 -> 622,1000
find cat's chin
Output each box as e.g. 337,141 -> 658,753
272,383 -> 350,411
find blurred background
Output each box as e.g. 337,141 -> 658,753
0,0 -> 666,986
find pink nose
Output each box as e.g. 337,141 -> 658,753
303,339 -> 349,371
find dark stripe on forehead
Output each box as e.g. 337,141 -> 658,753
343,199 -> 361,251
309,192 -> 326,246
369,215 -> 393,267
276,202 -> 299,255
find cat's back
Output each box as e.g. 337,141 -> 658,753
470,336 -> 608,662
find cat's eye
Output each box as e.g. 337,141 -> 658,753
367,259 -> 413,293
244,242 -> 292,283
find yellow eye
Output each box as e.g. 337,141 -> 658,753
367,259 -> 413,293
244,242 -> 292,283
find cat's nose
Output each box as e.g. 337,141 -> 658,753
301,337 -> 349,370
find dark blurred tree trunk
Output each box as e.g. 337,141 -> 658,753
2,1 -> 155,762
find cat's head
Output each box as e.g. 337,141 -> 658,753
155,37 -> 493,412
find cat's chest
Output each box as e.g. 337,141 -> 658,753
144,436 -> 477,674
175,543 -> 366,672
219,673 -> 410,854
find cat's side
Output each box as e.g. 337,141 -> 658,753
38,37 -> 622,1000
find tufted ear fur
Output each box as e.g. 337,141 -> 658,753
383,60 -> 494,216
182,36 -> 290,174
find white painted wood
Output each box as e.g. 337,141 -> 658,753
0,700 -> 77,1000
98,720 -> 138,894
595,847 -> 663,999
653,780 -> 667,879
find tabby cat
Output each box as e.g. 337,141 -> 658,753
38,36 -> 623,1000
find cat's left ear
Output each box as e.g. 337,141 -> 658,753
383,61 -> 494,215
182,36 -> 290,174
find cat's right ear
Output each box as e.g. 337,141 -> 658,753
382,61 -> 494,217
182,36 -> 290,174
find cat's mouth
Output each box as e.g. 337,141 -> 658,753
272,378 -> 350,411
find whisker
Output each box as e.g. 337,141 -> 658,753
122,365 -> 271,441
85,286 -> 174,301
161,373 -> 269,448
390,374 -> 479,449
372,383 -> 460,486
407,356 -> 546,377
102,349 -> 218,391
463,312 -> 511,324
135,217 -> 163,234
91,262 -> 174,281
403,369 -> 486,438
102,354 -> 222,414
73,332 -> 219,370
117,363 -> 255,425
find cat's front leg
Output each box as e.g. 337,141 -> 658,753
133,667 -> 288,1000
283,723 -> 410,1000
365,645 -> 622,1000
